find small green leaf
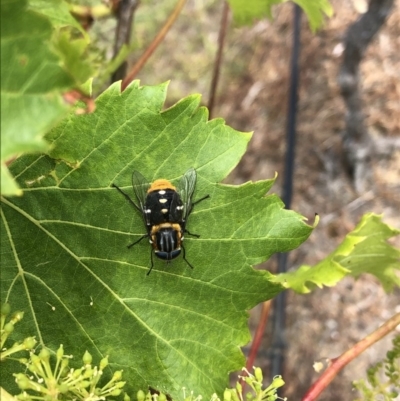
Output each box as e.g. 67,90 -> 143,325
353,335 -> 400,400
29,0 -> 95,87
228,0 -> 280,25
274,213 -> 400,293
227,0 -> 333,31
1,82 -> 313,400
29,0 -> 86,35
1,164 -> 23,197
52,30 -> 94,85
293,0 -> 333,31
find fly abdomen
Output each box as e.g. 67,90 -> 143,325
152,224 -> 182,261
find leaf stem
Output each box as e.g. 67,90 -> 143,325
247,301 -> 272,369
240,300 -> 272,392
208,1 -> 230,119
121,0 -> 187,90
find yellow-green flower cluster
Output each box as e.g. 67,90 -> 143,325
15,346 -> 125,401
1,303 -> 36,362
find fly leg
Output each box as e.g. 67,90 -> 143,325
111,183 -> 141,212
192,194 -> 210,207
127,234 -> 148,249
184,194 -> 210,236
185,229 -> 200,238
146,248 -> 155,275
181,243 -> 194,270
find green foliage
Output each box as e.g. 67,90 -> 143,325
1,305 -> 125,401
353,335 -> 400,401
1,304 -> 284,401
227,0 -> 333,31
1,303 -> 36,362
233,368 -> 286,401
138,368 -> 286,401
1,81 -> 313,400
0,0 -> 93,196
14,347 -> 125,401
29,0 -> 86,34
273,213 -> 400,293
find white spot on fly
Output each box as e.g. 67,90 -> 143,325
177,206 -> 184,210
161,208 -> 168,214
145,209 -> 151,214
159,198 -> 167,204
158,190 -> 166,195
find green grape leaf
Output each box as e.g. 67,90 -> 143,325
0,0 -> 71,196
274,213 -> 400,293
1,82 -> 313,399
227,0 -> 333,31
0,0 -> 94,196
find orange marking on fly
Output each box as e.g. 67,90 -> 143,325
148,179 -> 176,193
150,223 -> 182,236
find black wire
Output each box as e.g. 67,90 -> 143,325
270,3 -> 302,379
281,5 -> 302,210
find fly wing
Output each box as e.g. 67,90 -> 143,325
169,191 -> 184,222
131,170 -> 150,223
179,168 -> 197,222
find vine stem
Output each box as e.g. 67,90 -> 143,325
302,312 -> 400,401
247,301 -> 272,369
207,1 -> 230,119
240,300 -> 272,391
112,0 -> 139,83
121,0 -> 187,90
